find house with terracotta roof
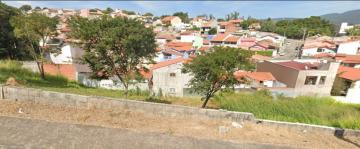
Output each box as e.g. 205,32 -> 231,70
150,57 -> 193,96
335,54 -> 360,68
180,31 -> 203,48
257,60 -> 340,97
217,20 -> 242,34
161,16 -> 182,28
234,71 -> 276,89
210,34 -> 241,47
335,66 -> 360,103
200,20 -> 217,34
301,40 -> 337,57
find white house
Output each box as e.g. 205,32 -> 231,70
336,40 -> 360,55
336,66 -> 360,103
50,44 -> 83,64
151,57 -> 192,97
161,16 -> 182,28
339,22 -> 354,34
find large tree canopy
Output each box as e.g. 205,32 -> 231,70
0,3 -> 25,59
258,16 -> 335,39
10,12 -> 58,79
182,47 -> 254,108
173,12 -> 189,23
69,16 -> 157,95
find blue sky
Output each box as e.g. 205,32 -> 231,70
3,1 -> 360,19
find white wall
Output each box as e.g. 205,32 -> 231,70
152,63 -> 192,97
337,41 -> 360,55
50,45 -> 73,64
342,81 -> 360,103
302,48 -> 335,57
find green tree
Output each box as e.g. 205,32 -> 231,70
19,4 -> 31,12
260,19 -> 276,32
208,28 -> 217,35
10,13 -> 58,79
346,27 -> 360,36
69,16 -> 157,95
34,6 -> 41,10
0,2 -> 23,59
122,10 -> 135,15
143,12 -> 153,17
103,7 -> 114,14
225,11 -> 240,21
173,11 -> 189,23
182,47 -> 254,108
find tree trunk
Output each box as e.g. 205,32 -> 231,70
201,95 -> 211,108
36,61 -> 45,80
124,83 -> 129,98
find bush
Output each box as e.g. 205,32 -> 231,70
145,96 -> 171,104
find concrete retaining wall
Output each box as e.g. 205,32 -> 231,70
0,85 -> 254,122
1,85 -> 360,137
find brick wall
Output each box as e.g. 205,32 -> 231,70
43,64 -> 77,80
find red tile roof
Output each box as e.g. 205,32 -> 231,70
335,54 -> 360,64
338,66 -> 360,81
165,42 -> 193,51
211,34 -> 229,42
224,36 -> 240,42
234,71 -> 276,82
162,16 -> 178,22
276,61 -> 317,70
198,46 -> 211,51
151,58 -> 185,70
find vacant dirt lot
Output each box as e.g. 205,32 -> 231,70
0,100 -> 358,149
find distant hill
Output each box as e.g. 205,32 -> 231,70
320,9 -> 360,26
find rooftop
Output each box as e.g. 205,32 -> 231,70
276,61 -> 317,70
338,66 -> 360,81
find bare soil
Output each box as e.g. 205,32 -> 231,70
0,100 -> 358,149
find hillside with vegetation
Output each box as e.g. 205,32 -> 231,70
320,9 -> 360,26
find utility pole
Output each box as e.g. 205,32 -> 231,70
298,28 -> 307,59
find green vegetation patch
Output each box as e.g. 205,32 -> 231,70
215,90 -> 360,129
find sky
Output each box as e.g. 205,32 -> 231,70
3,1 -> 360,19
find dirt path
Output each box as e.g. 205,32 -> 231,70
0,100 -> 358,149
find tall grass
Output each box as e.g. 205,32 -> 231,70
0,60 -> 148,100
215,90 -> 360,129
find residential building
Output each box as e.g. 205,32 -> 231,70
336,40 -> 360,55
151,58 -> 192,96
257,60 -> 340,97
161,16 -> 182,28
339,22 -> 353,34
335,54 -> 360,68
234,71 -> 276,89
180,31 -> 203,48
335,66 -> 360,103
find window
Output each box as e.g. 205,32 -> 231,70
169,88 -> 175,93
169,73 -> 176,77
317,48 -> 324,52
319,76 -> 326,85
304,76 -> 318,85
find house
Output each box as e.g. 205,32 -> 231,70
257,60 -> 340,97
151,57 -> 192,96
210,34 -> 241,47
248,23 -> 261,30
161,16 -> 182,27
301,40 -> 337,57
191,17 -> 207,28
155,33 -> 177,46
238,38 -> 256,49
217,19 -> 242,34
234,71 -> 276,89
180,31 -> 203,48
336,40 -> 360,55
200,20 -> 217,34
339,22 -> 354,34
335,66 -> 360,103
251,54 -> 272,62
335,54 -> 360,68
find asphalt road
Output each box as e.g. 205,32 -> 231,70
274,39 -> 302,60
0,116 -> 304,149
